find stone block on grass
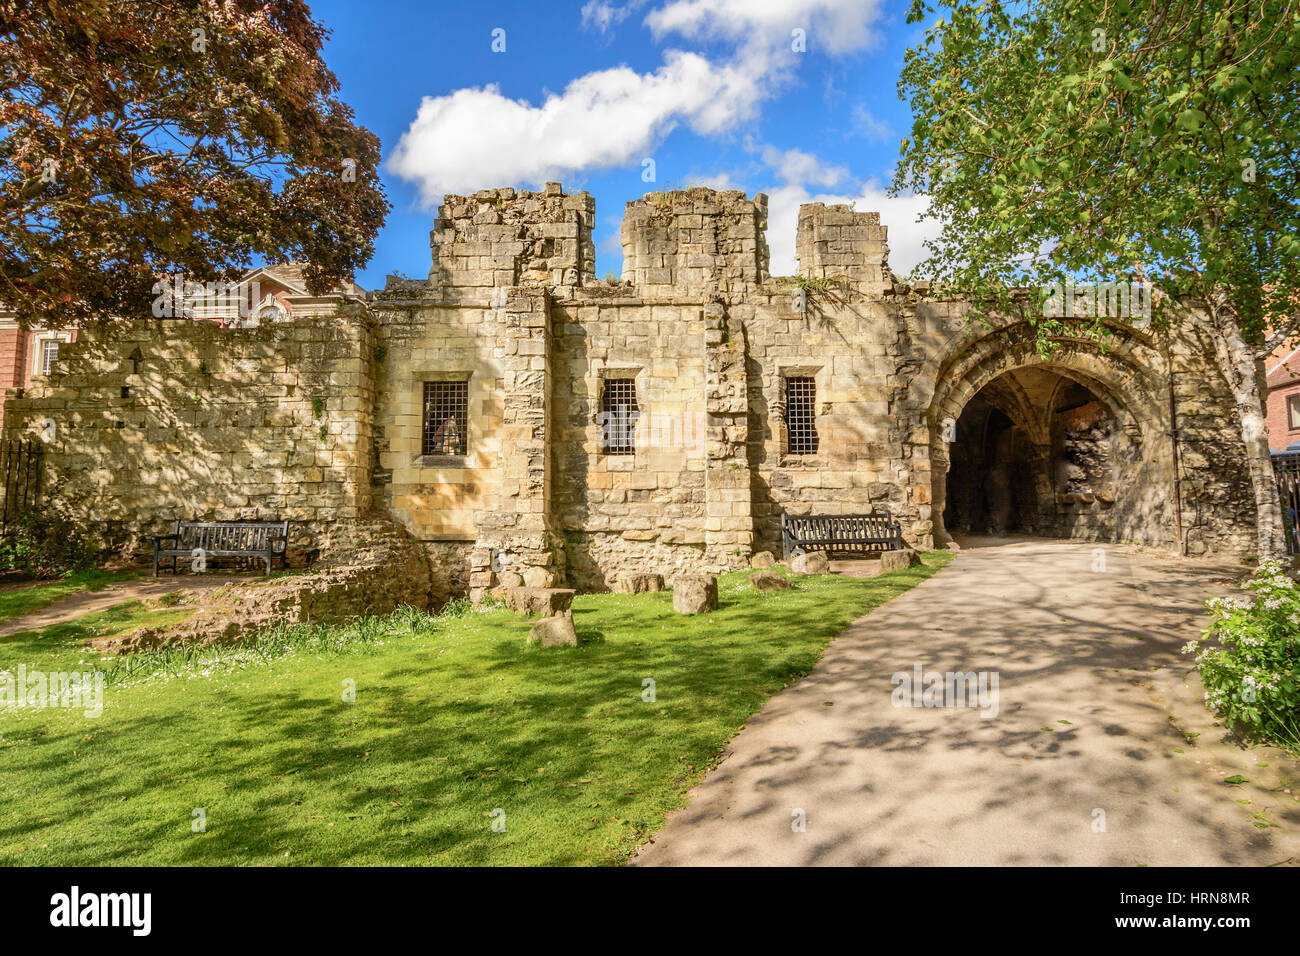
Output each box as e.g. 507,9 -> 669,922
790,550 -> 829,574
672,573 -> 718,614
528,609 -> 578,647
495,586 -> 576,617
750,571 -> 793,591
881,548 -> 922,571
613,573 -> 665,594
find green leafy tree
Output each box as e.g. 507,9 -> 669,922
892,0 -> 1299,556
0,0 -> 389,326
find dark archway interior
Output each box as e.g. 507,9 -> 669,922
944,369 -> 1121,538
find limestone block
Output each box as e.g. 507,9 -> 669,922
522,566 -> 555,588
750,571 -> 793,591
613,573 -> 665,594
880,548 -> 922,571
790,550 -> 830,574
495,586 -> 576,617
527,609 -> 578,647
672,573 -> 718,614
750,550 -> 776,569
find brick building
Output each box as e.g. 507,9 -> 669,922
0,316 -> 76,425
1264,340 -> 1300,453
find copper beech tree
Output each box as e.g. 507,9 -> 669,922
0,0 -> 389,326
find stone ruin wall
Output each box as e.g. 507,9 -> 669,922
1,314 -> 374,556
0,182 -> 1262,603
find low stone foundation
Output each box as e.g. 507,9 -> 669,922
562,532 -> 747,592
92,518 -> 432,654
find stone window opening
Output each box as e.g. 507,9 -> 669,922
256,303 -> 288,324
423,381 -> 469,457
785,376 -> 819,455
1288,394 -> 1300,431
600,378 -> 639,455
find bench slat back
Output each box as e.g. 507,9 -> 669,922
173,521 -> 287,553
781,511 -> 903,555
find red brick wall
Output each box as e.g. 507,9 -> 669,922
1266,377 -> 1300,451
1265,342 -> 1300,452
0,327 -> 26,428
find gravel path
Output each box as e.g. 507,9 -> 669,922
633,537 -> 1300,866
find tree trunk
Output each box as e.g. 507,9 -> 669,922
1210,312 -> 1286,559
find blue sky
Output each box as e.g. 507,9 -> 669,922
310,0 -> 938,290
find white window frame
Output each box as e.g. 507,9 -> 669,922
32,332 -> 72,376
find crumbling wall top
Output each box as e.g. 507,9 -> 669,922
620,187 -> 770,296
429,183 -> 596,292
796,202 -> 890,296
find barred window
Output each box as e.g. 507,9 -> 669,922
600,378 -> 639,454
423,381 -> 469,456
785,376 -> 819,455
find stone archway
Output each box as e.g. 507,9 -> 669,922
928,321 -> 1175,550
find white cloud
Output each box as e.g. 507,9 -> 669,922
388,53 -> 762,206
645,0 -> 885,56
760,146 -> 847,189
850,104 -> 893,143
580,0 -> 647,35
388,0 -> 887,207
685,171 -> 736,189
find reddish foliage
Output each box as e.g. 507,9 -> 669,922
0,0 -> 389,325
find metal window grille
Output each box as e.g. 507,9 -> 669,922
600,378 -> 639,454
423,381 -> 469,456
786,376 -> 819,455
40,339 -> 59,375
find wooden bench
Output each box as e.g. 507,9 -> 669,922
152,520 -> 289,577
781,510 -> 905,559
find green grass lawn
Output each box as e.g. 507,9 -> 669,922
0,569 -> 140,624
0,555 -> 952,866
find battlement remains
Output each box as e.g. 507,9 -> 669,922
796,203 -> 890,295
620,188 -> 770,295
429,183 -> 596,292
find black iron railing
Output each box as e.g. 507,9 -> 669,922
1273,451 -> 1300,554
0,438 -> 43,534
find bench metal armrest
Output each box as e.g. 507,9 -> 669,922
152,534 -> 181,547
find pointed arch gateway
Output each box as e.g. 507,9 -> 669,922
927,320 -> 1179,550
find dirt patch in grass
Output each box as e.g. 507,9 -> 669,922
0,575 -> 242,638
